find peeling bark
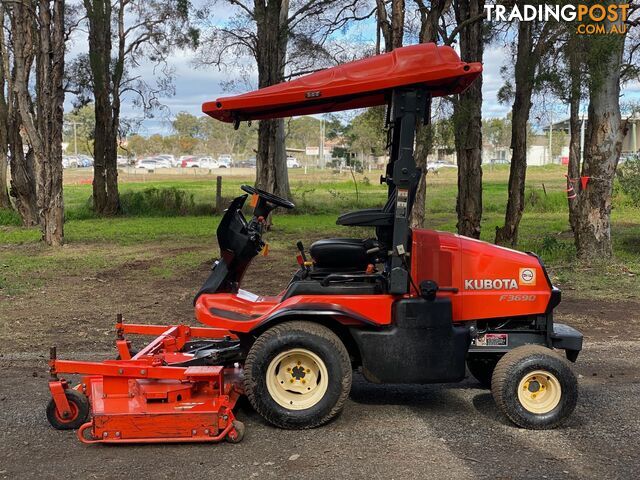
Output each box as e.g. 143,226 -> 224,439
10,0 -> 66,245
0,4 -> 11,210
575,24 -> 626,259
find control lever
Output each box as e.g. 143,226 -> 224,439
296,241 -> 308,262
295,241 -> 312,271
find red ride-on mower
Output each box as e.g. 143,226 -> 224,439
47,43 -> 582,442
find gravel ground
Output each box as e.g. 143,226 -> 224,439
1,338 -> 639,480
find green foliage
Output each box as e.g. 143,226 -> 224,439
119,187 -> 201,216
348,106 -> 387,157
0,208 -> 22,226
63,104 -> 96,156
524,187 -> 567,213
617,156 -> 640,206
538,234 -> 575,262
432,118 -> 455,154
483,117 -> 511,150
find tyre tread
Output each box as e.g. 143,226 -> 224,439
243,321 -> 352,429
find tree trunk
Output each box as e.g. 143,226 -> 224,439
390,0 -> 404,51
7,3 -> 38,226
85,0 -> 119,215
567,36 -> 581,233
0,4 -> 11,210
254,0 -> 290,200
495,20 -> 534,246
410,0 -> 451,229
453,0 -> 483,239
10,0 -> 65,245
575,28 -> 626,259
7,114 -> 38,226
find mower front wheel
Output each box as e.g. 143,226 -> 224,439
491,345 -> 578,429
243,321 -> 352,430
46,389 -> 90,430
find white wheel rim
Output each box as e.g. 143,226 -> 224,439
266,348 -> 329,411
517,369 -> 562,414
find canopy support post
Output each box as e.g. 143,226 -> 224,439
388,87 -> 428,295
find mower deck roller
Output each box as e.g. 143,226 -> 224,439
47,322 -> 244,444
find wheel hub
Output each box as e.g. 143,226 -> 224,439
266,348 -> 329,411
517,370 -> 561,414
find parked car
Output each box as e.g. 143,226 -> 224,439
137,158 -> 158,170
237,157 -> 256,168
427,160 -> 457,173
217,154 -> 233,168
286,156 -> 300,168
77,155 -> 94,167
179,155 -> 197,167
184,156 -> 218,168
62,156 -> 79,168
137,157 -> 170,170
117,155 -> 131,166
157,154 -> 177,167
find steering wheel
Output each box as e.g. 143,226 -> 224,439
241,185 -> 295,209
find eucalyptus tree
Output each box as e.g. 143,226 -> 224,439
72,0 -> 198,215
197,0 -> 372,201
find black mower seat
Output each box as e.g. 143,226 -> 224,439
310,238 -> 378,270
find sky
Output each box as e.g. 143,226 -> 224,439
63,4 -> 640,137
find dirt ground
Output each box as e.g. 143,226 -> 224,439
1,245 -> 639,479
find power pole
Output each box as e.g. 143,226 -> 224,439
67,120 -> 80,155
548,112 -> 553,165
319,116 -> 325,169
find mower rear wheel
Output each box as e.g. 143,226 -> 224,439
491,345 -> 578,429
46,389 -> 90,430
243,321 -> 352,429
467,354 -> 502,388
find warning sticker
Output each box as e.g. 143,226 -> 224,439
475,333 -> 508,347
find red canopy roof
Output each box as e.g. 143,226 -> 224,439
203,43 -> 482,123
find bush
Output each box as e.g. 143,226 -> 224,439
119,187 -> 198,216
524,187 -> 567,213
0,208 -> 22,226
617,156 -> 640,206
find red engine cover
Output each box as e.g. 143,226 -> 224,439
410,230 -> 552,322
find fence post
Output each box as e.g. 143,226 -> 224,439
216,176 -> 223,213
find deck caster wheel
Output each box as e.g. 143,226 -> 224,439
46,389 -> 90,430
243,321 -> 352,430
467,354 -> 502,388
226,420 -> 245,443
491,345 -> 578,429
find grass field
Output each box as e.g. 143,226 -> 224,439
1,164 -> 639,300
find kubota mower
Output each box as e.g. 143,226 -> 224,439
47,43 -> 582,442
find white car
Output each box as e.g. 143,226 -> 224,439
427,161 -> 457,173
117,155 -> 130,166
217,154 -> 232,168
157,154 -> 177,167
137,158 -> 170,170
286,156 -> 300,168
186,156 -> 218,169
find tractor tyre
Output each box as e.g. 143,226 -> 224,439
243,321 -> 352,430
467,354 -> 502,388
46,389 -> 90,430
491,345 -> 578,429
